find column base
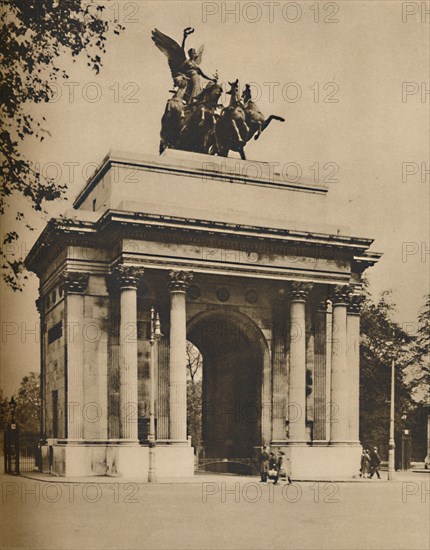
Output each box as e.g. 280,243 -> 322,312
115,438 -> 140,445
157,439 -> 191,446
329,440 -> 362,446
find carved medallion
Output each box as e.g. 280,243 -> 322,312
187,285 -> 201,300
216,287 -> 230,302
245,289 -> 258,304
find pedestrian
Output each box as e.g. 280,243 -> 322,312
268,452 -> 279,484
369,446 -> 382,479
277,451 -> 291,484
359,447 -> 371,478
259,445 -> 269,482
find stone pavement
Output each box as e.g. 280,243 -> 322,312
18,467 -> 429,484
0,471 -> 428,550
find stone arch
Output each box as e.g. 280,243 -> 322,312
186,308 -> 271,460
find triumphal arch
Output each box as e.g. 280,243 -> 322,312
26,148 -> 380,478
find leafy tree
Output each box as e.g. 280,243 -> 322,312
0,389 -> 10,430
0,0 -> 124,290
359,286 -> 415,460
15,372 -> 41,432
0,372 -> 41,433
408,294 -> 430,402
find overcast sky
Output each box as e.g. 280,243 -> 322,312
1,0 -> 429,396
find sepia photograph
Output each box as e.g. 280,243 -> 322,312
0,1 -> 429,549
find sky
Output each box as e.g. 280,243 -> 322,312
1,0 -> 429,396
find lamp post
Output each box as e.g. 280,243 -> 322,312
7,396 -> 19,474
10,396 -> 17,425
148,307 -> 162,483
388,346 -> 396,481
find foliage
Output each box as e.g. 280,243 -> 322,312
186,342 -> 203,447
408,295 -> 430,402
0,372 -> 41,433
0,0 -> 124,290
187,379 -> 203,448
359,286 -> 417,459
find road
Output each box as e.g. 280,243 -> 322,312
0,473 -> 428,549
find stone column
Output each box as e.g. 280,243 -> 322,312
330,285 -> 350,444
288,282 -> 312,443
60,271 -> 89,441
347,289 -> 363,444
271,303 -> 287,444
157,337 -> 170,440
168,270 -> 193,442
112,265 -> 144,442
313,298 -> 328,441
325,301 -> 333,441
36,297 -> 46,442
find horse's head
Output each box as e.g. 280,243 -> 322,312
226,79 -> 240,97
242,84 -> 252,103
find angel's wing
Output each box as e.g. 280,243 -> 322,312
194,45 -> 204,66
151,28 -> 186,77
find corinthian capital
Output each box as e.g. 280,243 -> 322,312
168,270 -> 193,292
330,284 -> 350,305
347,286 -> 365,315
111,264 -> 145,290
288,281 -> 313,301
60,271 -> 89,295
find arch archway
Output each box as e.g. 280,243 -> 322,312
187,309 -> 270,462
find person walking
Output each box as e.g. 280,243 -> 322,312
277,451 -> 291,484
268,452 -> 279,484
259,446 -> 269,482
369,446 -> 382,479
360,448 -> 371,478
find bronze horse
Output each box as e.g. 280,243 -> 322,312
241,84 -> 285,141
211,79 -> 249,160
159,74 -> 189,154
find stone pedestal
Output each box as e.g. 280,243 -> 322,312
280,444 -> 362,479
41,442 -> 194,478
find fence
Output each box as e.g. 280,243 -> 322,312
4,427 -> 41,474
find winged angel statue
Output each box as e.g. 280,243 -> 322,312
152,27 -> 285,159
152,27 -> 214,103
